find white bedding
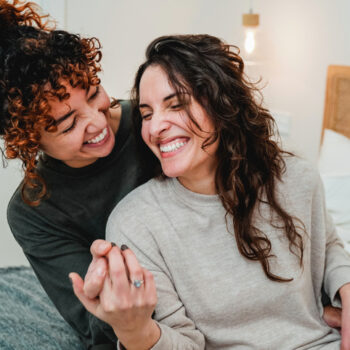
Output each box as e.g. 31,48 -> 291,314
319,129 -> 350,252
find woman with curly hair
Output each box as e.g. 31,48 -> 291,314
71,35 -> 350,349
0,0 -> 155,348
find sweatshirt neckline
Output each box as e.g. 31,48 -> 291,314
40,100 -> 129,177
168,177 -> 222,208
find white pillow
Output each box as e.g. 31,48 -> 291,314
318,129 -> 350,176
321,174 -> 350,232
337,226 -> 350,248
318,129 -> 350,237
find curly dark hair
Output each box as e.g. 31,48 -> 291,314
0,0 -> 102,205
131,34 -> 305,282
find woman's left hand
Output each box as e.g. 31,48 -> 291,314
70,245 -> 160,349
339,283 -> 350,349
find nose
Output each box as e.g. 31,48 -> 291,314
148,111 -> 170,138
85,107 -> 106,134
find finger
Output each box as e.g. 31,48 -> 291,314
143,268 -> 157,306
69,272 -> 99,315
107,246 -> 130,291
84,257 -> 108,299
90,239 -> 114,259
323,305 -> 342,329
99,274 -> 119,313
121,245 -> 144,289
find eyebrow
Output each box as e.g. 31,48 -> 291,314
54,86 -> 99,125
54,109 -> 75,126
139,93 -> 177,109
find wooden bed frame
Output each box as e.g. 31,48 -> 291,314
322,65 -> 350,139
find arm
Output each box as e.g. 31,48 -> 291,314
313,176 -> 350,347
320,193 -> 350,307
339,285 -> 350,349
72,200 -> 205,350
71,245 -> 161,350
8,204 -> 117,349
105,211 -> 205,349
72,242 -> 205,350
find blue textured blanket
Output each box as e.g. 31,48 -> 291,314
0,266 -> 85,350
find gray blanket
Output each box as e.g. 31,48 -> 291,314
0,266 -> 85,350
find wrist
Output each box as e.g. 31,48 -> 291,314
115,319 -> 160,350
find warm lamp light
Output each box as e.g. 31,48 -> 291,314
242,12 -> 259,55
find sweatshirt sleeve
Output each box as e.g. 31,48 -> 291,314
315,176 -> 350,307
106,207 -> 205,350
8,196 -> 117,349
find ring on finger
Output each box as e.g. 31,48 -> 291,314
132,279 -> 144,288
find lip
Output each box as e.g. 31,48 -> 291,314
158,136 -> 189,159
83,127 -> 110,148
158,136 -> 189,145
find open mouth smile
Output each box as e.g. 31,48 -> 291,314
159,137 -> 188,156
84,127 -> 108,145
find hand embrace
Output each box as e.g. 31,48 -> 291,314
83,239 -> 112,299
70,243 -> 160,349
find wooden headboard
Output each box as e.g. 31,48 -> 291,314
322,65 -> 350,139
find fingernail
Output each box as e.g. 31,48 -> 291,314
121,244 -> 129,251
68,274 -> 73,285
100,241 -> 111,249
111,242 -> 116,247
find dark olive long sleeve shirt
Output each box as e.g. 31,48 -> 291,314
7,100 -> 153,349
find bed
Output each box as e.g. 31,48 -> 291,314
0,266 -> 85,350
318,65 -> 350,251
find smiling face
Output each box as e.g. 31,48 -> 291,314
139,65 -> 219,193
39,83 -> 115,168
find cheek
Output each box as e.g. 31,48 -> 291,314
141,122 -> 159,156
99,90 -> 111,110
141,123 -> 149,145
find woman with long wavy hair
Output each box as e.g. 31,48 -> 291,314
71,34 -> 350,349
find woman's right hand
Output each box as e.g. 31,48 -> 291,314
70,244 -> 160,350
83,239 -> 112,299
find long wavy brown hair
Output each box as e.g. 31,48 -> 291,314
132,34 -> 305,282
0,0 -> 102,205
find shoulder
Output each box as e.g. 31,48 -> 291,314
109,99 -> 132,134
108,178 -> 168,222
281,155 -> 320,190
106,178 -> 173,242
7,184 -> 31,226
119,100 -> 132,126
106,178 -> 158,244
7,184 -> 41,244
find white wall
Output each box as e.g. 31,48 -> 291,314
63,0 -> 350,161
0,146 -> 26,266
1,0 -> 349,266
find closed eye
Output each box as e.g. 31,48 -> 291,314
141,112 -> 152,121
88,86 -> 100,101
62,117 -> 77,134
170,103 -> 183,110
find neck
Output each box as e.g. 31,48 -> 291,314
177,173 -> 217,195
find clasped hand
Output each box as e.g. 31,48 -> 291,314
70,241 -> 160,349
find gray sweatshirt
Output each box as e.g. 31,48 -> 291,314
106,156 -> 350,349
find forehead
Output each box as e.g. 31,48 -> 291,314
139,65 -> 175,101
45,83 -> 85,120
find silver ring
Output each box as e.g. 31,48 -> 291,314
132,279 -> 144,288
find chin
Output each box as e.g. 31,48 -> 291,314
161,166 -> 187,179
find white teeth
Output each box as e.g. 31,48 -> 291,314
87,128 -> 108,144
160,140 -> 187,153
